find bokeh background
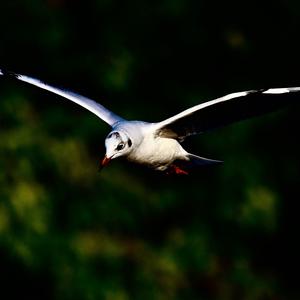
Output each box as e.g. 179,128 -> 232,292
0,1 -> 300,299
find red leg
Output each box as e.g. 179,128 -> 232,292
166,164 -> 189,175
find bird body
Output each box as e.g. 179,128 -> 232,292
128,127 -> 186,170
108,120 -> 187,171
0,69 -> 298,174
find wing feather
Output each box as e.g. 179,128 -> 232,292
0,69 -> 124,126
155,88 -> 300,140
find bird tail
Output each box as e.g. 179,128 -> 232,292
173,154 -> 222,173
186,153 -> 223,167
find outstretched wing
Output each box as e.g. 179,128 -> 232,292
155,88 -> 300,140
0,69 -> 124,126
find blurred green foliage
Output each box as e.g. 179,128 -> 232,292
0,0 -> 300,299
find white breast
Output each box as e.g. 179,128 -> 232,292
127,133 -> 187,170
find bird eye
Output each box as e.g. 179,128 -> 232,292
116,143 -> 125,151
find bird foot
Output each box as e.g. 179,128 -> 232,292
166,165 -> 189,175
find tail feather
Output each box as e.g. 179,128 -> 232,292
187,153 -> 223,166
174,153 -> 222,172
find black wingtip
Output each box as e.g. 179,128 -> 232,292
0,69 -> 20,79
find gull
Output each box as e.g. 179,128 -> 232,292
0,69 -> 299,174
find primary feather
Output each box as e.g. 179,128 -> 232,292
0,69 -> 124,126
155,88 -> 300,141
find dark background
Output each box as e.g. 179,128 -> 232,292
0,1 -> 300,299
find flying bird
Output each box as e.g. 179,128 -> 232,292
0,69 -> 298,174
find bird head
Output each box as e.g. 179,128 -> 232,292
100,131 -> 132,168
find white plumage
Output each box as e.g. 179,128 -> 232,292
1,69 -> 298,174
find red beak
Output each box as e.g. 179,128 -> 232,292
100,155 -> 111,169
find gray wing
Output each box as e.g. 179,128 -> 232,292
154,88 -> 300,140
0,69 -> 124,126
